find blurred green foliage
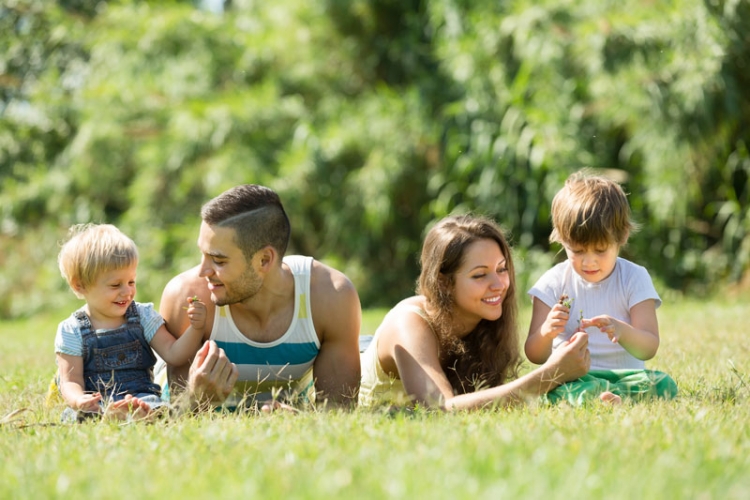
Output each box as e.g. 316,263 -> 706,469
1,0 -> 748,318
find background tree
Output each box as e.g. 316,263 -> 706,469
1,0 -> 748,318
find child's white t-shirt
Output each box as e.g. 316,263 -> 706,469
528,258 -> 661,370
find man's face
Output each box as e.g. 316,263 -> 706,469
197,222 -> 262,306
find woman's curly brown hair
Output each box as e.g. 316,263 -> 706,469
417,214 -> 522,394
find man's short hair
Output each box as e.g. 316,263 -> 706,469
201,185 -> 291,260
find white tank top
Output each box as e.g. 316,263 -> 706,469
358,304 -> 428,408
210,255 -> 320,407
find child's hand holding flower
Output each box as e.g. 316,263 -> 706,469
580,315 -> 621,343
186,296 -> 207,332
541,294 -> 574,339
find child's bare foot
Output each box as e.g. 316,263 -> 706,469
133,404 -> 169,424
103,396 -> 152,421
599,391 -> 622,405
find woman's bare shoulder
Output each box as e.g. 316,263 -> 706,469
380,296 -> 434,341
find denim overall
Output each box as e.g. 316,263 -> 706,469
78,302 -> 161,400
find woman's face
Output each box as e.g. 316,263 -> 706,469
450,238 -> 510,333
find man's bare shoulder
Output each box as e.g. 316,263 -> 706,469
309,259 -> 357,296
164,266 -> 204,292
307,259 -> 361,340
161,266 -> 212,309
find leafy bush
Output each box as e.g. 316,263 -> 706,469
1,0 -> 748,317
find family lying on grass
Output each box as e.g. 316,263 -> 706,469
50,170 -> 677,422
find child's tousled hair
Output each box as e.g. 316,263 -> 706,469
550,170 -> 638,248
58,223 -> 139,298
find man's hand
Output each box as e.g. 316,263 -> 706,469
188,341 -> 239,407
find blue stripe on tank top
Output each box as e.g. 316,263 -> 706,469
215,340 -> 318,366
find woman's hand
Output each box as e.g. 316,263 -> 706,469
546,331 -> 591,383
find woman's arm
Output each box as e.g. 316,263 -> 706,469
379,308 -> 456,407
380,304 -> 591,411
445,333 -> 590,410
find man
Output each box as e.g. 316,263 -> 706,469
159,185 -> 361,410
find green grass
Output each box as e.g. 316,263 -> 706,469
2,299 -> 749,499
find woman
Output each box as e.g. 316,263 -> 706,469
359,214 -> 590,410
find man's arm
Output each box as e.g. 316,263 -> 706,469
310,263 -> 362,409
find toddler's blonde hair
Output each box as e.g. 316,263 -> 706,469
58,223 -> 138,298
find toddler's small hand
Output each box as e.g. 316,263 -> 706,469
541,303 -> 570,339
75,392 -> 102,413
186,296 -> 207,330
581,315 -> 619,343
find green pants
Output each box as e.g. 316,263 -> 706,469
543,369 -> 678,406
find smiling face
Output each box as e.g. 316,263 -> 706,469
563,241 -> 620,283
77,263 -> 138,329
450,238 -> 510,331
197,222 -> 263,306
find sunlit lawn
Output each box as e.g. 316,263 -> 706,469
1,298 -> 749,499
